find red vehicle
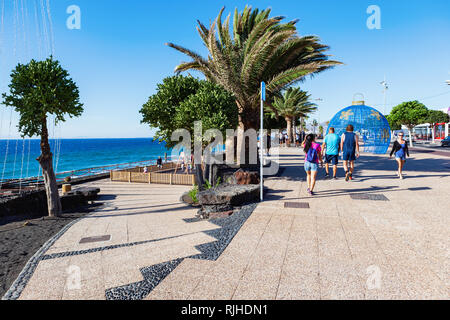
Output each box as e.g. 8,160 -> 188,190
433,123 -> 447,140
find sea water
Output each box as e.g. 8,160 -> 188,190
0,138 -> 171,180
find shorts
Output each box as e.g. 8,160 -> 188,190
343,152 -> 356,161
305,161 -> 319,172
396,156 -> 406,161
325,154 -> 339,165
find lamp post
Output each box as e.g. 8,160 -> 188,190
315,98 -> 323,137
380,77 -> 389,115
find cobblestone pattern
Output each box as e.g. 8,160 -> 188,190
105,203 -> 257,300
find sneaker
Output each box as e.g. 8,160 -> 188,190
307,188 -> 311,194
310,191 -> 315,196
399,174 -> 403,180
345,172 -> 349,181
333,176 -> 338,180
325,172 -> 329,178
349,173 -> 353,181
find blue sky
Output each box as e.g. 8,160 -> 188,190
1,0 -> 449,138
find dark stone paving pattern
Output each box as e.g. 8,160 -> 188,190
40,232 -> 201,261
105,203 -> 257,300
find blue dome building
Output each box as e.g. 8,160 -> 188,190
327,98 -> 391,154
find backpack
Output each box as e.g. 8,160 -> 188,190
306,144 -> 318,163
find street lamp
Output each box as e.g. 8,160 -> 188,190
314,98 -> 323,137
380,77 -> 389,115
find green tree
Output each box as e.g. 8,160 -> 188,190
270,88 -> 317,144
299,116 -> 308,133
140,75 -> 238,147
140,75 -> 238,188
386,114 -> 402,131
140,75 -> 201,148
425,109 -> 449,125
167,6 -> 341,161
2,57 -> 83,217
389,100 -> 429,146
425,109 -> 449,142
174,80 -> 238,143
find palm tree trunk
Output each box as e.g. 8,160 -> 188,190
285,117 -> 293,146
236,105 -> 258,166
292,116 -> 296,144
37,117 -> 62,217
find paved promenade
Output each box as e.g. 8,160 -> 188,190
8,147 -> 450,300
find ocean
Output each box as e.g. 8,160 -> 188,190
0,138 -> 172,180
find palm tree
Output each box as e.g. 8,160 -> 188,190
271,88 -> 317,144
166,6 -> 341,161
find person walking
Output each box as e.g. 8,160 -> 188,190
302,134 -> 323,196
322,127 -> 341,179
266,133 -> 272,156
340,124 -> 360,181
390,132 -> 410,179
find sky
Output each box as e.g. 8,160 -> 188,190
0,0 -> 449,139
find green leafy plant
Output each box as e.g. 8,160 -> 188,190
188,185 -> 199,204
204,177 -> 222,190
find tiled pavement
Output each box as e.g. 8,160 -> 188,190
13,147 -> 450,300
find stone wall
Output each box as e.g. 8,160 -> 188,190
0,189 -> 49,221
0,173 -> 106,222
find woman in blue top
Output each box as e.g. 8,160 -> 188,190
389,132 -> 410,179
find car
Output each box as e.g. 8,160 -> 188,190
441,136 -> 450,147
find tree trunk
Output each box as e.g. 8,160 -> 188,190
236,106 -> 259,166
37,117 -> 62,217
292,117 -> 296,145
408,127 -> 414,147
285,117 -> 293,146
195,164 -> 205,191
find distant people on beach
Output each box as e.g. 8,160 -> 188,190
322,127 -> 341,179
302,134 -> 323,196
340,124 -> 360,181
390,131 -> 410,179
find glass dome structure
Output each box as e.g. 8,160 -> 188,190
327,101 -> 391,154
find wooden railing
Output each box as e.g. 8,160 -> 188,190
110,163 -> 195,186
